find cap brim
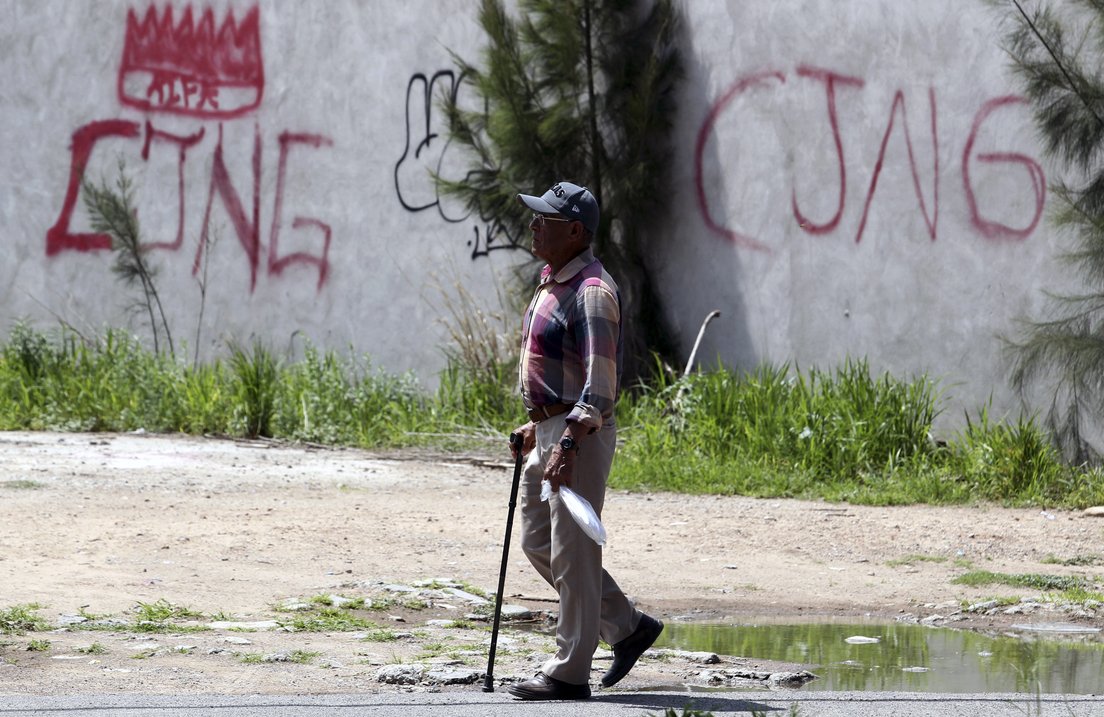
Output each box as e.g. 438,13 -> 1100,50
517,193 -> 559,215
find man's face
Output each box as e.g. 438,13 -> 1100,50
529,212 -> 581,267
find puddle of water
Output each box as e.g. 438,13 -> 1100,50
656,619 -> 1104,694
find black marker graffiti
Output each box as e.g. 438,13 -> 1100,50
394,69 -> 524,260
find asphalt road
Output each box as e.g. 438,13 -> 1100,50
2,691 -> 1102,716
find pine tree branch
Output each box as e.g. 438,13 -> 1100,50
1012,0 -> 1104,131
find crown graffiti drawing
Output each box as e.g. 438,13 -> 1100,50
118,4 -> 264,119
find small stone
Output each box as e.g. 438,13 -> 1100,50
443,588 -> 490,605
56,614 -> 88,627
654,648 -> 720,664
967,600 -> 998,613
376,663 -> 425,684
427,668 -> 481,685
280,600 -> 313,612
768,670 -> 818,688
1080,506 -> 1104,517
501,605 -> 533,621
328,595 -> 356,608
263,653 -> 290,663
223,636 -> 252,645
729,669 -> 772,681
920,614 -> 944,625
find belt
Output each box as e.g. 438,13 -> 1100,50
526,403 -> 572,423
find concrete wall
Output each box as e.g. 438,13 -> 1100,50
656,1 -> 1059,427
0,0 -> 1062,428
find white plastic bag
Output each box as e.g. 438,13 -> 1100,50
541,480 -> 607,546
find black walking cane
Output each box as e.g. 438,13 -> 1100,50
482,431 -> 524,692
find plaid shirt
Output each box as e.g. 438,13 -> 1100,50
519,248 -> 622,431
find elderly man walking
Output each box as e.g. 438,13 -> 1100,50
506,181 -> 663,701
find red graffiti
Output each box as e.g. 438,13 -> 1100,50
141,120 -> 206,251
47,120 -> 334,292
695,65 -> 1045,252
195,124 -> 261,289
47,3 -> 331,294
962,96 -> 1046,242
269,133 -> 335,290
694,69 -> 785,252
856,88 -> 938,243
46,119 -> 142,256
118,4 -> 263,119
792,66 -> 864,236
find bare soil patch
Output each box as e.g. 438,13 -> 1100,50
0,431 -> 1100,695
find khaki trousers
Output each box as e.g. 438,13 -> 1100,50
519,415 -> 641,685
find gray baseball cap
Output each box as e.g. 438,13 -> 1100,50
517,181 -> 599,234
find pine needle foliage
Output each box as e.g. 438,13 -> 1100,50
81,161 -> 174,357
998,0 -> 1104,463
438,0 -> 683,382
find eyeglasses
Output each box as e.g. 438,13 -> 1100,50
531,213 -> 572,228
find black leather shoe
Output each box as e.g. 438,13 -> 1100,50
601,613 -> 664,687
507,671 -> 591,701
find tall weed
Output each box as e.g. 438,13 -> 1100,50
1,326 -> 1098,508
229,341 -> 279,438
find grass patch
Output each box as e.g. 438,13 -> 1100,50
77,608 -> 110,621
965,596 -> 1022,608
611,359 -> 1103,508
131,599 -> 208,633
74,643 -> 108,655
0,480 -> 44,489
1041,554 -> 1104,567
0,604 -> 49,635
289,649 -> 321,664
26,639 -> 50,652
360,629 -> 402,642
951,571 -> 1088,591
277,608 -> 380,632
441,619 -> 477,630
1049,587 -> 1104,604
134,599 -> 203,622
886,554 -> 948,567
416,640 -> 452,659
240,650 -> 321,664
2,325 -> 1102,509
309,594 -> 366,610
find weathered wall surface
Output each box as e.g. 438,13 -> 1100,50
655,0 -> 1059,426
0,1 -> 1061,427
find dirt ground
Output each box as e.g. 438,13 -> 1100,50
0,431 -> 1101,695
